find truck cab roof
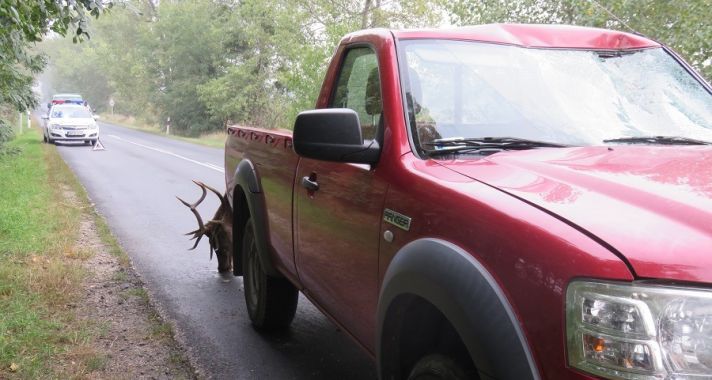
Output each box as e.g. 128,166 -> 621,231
347,24 -> 660,50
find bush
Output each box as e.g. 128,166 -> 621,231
0,119 -> 20,157
0,119 -> 14,143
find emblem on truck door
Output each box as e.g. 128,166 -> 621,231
383,209 -> 411,231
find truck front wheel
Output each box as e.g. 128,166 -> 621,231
408,354 -> 472,380
242,218 -> 298,330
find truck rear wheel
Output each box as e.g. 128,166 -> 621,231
242,218 -> 298,330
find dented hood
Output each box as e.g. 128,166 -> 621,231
439,146 -> 712,283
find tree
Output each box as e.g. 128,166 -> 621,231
44,1 -> 224,132
41,0 -> 445,134
0,0 -> 110,111
198,0 -> 307,129
152,0 -> 225,134
42,37 -> 113,112
89,2 -> 159,118
199,0 -> 444,130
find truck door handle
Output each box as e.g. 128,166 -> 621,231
301,176 -> 319,191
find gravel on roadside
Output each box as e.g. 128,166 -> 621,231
65,191 -> 196,380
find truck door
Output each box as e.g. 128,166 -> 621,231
294,46 -> 387,350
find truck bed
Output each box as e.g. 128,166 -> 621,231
225,125 -> 301,281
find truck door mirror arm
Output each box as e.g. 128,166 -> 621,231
293,108 -> 381,165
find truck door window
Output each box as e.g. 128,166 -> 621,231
331,47 -> 382,141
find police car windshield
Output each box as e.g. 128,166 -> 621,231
51,107 -> 92,119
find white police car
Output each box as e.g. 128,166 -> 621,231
42,104 -> 99,145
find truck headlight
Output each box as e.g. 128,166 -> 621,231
567,281 -> 712,379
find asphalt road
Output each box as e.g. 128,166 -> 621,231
55,121 -> 376,379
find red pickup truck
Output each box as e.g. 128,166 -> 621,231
211,24 -> 712,380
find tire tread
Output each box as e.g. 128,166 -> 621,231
242,218 -> 298,330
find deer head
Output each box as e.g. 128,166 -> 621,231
177,181 -> 233,273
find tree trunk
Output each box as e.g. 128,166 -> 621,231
361,0 -> 372,29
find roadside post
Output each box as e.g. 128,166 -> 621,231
109,98 -> 115,115
166,117 -> 171,135
27,111 -> 31,129
18,112 -> 23,134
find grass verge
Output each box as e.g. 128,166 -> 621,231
0,129 -> 126,378
99,113 -> 227,148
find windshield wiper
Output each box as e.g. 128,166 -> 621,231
603,136 -> 712,146
423,137 -> 570,156
596,50 -> 641,59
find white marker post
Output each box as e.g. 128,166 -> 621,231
27,111 -> 31,129
18,112 -> 23,134
109,98 -> 115,115
166,117 -> 171,135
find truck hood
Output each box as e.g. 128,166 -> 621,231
439,146 -> 712,283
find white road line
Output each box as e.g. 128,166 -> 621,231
107,134 -> 224,173
204,163 -> 224,171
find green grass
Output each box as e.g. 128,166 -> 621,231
0,137 -> 70,256
100,113 -> 227,148
123,288 -> 148,301
112,271 -> 129,283
85,354 -> 108,372
0,130 -> 98,378
147,309 -> 173,340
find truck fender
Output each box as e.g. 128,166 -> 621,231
231,159 -> 279,276
377,238 -> 540,380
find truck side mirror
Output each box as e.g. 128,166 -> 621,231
293,108 -> 380,165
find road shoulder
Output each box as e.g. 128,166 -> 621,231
68,188 -> 196,379
0,129 -> 196,379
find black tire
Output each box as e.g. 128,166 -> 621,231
408,354 -> 472,380
42,134 -> 47,143
242,218 -> 298,330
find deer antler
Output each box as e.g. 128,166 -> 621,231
200,181 -> 230,216
176,180 -> 212,250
